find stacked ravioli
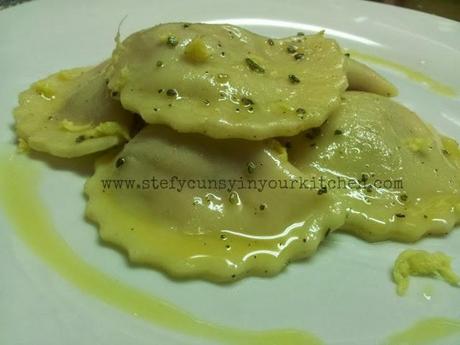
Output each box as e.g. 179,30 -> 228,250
14,23 -> 460,282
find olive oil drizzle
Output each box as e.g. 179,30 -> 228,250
0,150 -> 322,345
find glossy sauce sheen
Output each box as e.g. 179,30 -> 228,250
0,150 -> 323,345
2,150 -> 460,344
108,23 -> 348,139
85,126 -> 345,282
4,17 -> 460,343
285,92 -> 460,242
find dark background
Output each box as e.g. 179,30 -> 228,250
369,0 -> 460,21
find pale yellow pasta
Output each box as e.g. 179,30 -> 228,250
85,125 -> 345,282
14,62 -> 133,158
284,92 -> 460,242
345,57 -> 398,96
107,23 -> 348,140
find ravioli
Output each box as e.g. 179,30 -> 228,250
284,92 -> 460,242
14,62 -> 133,158
107,23 -> 348,140
85,125 -> 345,282
345,57 -> 398,97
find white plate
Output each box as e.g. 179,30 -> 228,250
1,0 -> 459,344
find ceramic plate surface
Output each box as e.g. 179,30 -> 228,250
1,0 -> 459,344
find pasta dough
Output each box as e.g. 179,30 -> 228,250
284,92 -> 460,242
85,125 -> 345,282
345,57 -> 398,97
14,62 -> 133,158
107,23 -> 348,140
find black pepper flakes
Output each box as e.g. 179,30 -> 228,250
245,58 -> 265,73
247,161 -> 256,174
166,35 -> 178,47
288,74 -> 300,84
75,135 -> 86,143
241,97 -> 254,106
317,186 -> 327,195
296,108 -> 306,115
286,45 -> 297,53
297,32 -> 305,36
115,157 -> 126,168
294,53 -> 305,60
111,91 -> 119,98
399,193 -> 408,202
229,191 -> 239,204
305,127 -> 321,140
267,38 -> 275,46
334,129 -> 343,135
395,213 -> 406,218
156,60 -> 164,67
360,173 -> 369,183
166,89 -> 178,97
183,23 -> 190,28
259,203 -> 267,211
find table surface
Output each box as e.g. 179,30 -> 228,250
0,0 -> 459,21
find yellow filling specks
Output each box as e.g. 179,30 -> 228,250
393,249 -> 460,296
184,38 -> 211,63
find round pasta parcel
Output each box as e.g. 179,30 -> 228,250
345,57 -> 398,97
85,125 -> 345,282
283,92 -> 460,242
107,23 -> 348,140
14,61 -> 133,158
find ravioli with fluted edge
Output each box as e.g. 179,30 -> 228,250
14,62 -> 133,158
85,125 -> 345,282
284,92 -> 460,242
107,23 -> 349,140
